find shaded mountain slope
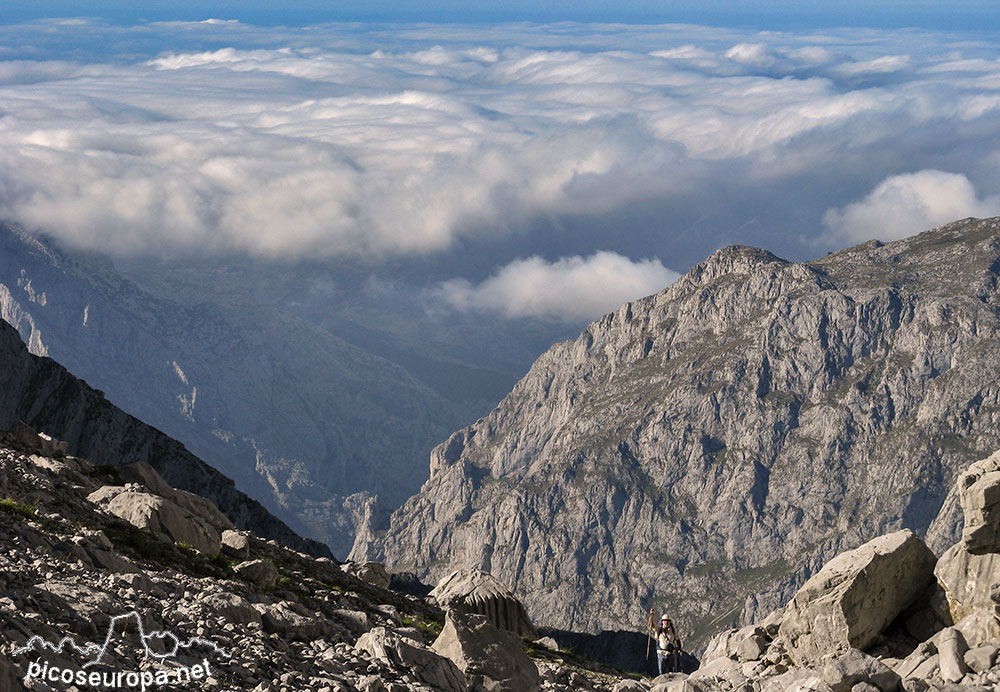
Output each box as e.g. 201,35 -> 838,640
0,316 -> 327,557
356,217 -> 1000,646
0,223 -> 480,556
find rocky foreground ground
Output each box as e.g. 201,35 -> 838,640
1,422 -> 999,692
0,426 -> 630,692
685,449 -> 1000,692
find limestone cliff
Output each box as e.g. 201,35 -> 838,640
356,217 -> 1000,645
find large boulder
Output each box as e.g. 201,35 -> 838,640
432,610 -> 540,692
430,569 -> 537,638
234,559 -> 279,588
120,462 -> 234,533
779,530 -> 937,666
701,624 -> 771,665
356,626 -> 467,692
342,561 -> 390,589
199,591 -> 262,626
90,488 -> 222,557
257,601 -> 328,639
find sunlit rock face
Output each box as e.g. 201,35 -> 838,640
360,217 -> 1000,644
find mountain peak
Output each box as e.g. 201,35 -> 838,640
356,216 -> 1000,647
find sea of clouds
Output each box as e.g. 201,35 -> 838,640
1,19 -> 999,320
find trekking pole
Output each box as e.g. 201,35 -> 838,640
645,607 -> 652,662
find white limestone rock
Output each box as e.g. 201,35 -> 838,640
779,530 -> 936,666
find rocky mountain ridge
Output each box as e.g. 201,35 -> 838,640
0,315 -> 326,557
355,217 -> 1000,646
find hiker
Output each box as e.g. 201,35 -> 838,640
648,609 -> 682,674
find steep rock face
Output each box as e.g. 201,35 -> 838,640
357,217 -> 1000,644
0,224 -> 471,556
0,317 -> 327,557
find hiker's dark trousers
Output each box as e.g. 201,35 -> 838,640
657,650 -> 678,674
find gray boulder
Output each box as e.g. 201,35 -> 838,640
221,529 -> 251,558
200,591 -> 262,626
119,462 -> 234,533
820,649 -> 900,692
702,624 -> 771,664
779,530 -> 937,666
257,601 -> 327,639
702,628 -> 744,664
234,558 -> 279,588
761,669 -> 822,692
94,489 -> 222,557
786,678 -> 834,692
343,561 -> 390,589
87,548 -> 141,575
650,677 -> 702,692
430,569 -> 537,638
357,626 -> 467,692
936,627 -> 969,683
850,684 -> 879,692
963,643 -> 997,672
432,610 -> 540,692
689,656 -> 739,681
893,640 -> 936,679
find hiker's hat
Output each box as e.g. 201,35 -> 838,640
661,614 -> 669,621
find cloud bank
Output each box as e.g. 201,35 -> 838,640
434,252 -> 678,321
0,21 -> 997,265
1,20 -> 999,327
824,170 -> 1000,242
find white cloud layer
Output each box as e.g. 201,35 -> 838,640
0,21 -> 998,263
434,252 -> 678,321
823,170 -> 1000,242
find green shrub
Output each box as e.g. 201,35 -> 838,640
401,615 -> 443,639
0,498 -> 36,519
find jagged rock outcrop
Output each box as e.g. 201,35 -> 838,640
955,450 -> 1000,553
430,570 -> 537,638
0,317 -> 328,558
357,218 -> 1000,643
779,530 -> 936,666
933,450 -> 1000,646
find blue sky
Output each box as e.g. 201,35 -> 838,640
1,6 -> 1000,323
6,1 -> 1000,30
